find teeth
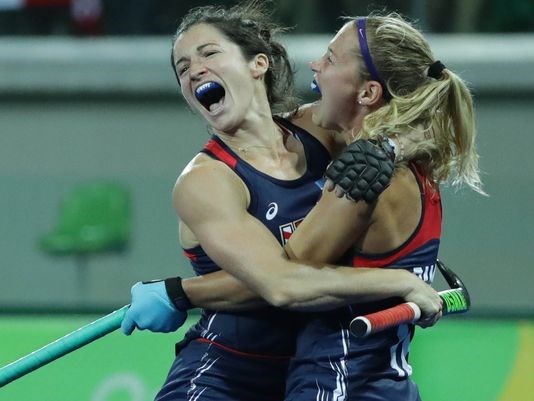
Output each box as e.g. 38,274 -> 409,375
311,79 -> 321,94
194,81 -> 225,111
195,82 -> 221,98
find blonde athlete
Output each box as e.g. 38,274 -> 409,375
120,4 -> 456,401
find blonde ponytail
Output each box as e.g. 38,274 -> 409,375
351,13 -> 485,194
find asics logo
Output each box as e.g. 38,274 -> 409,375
265,202 -> 278,220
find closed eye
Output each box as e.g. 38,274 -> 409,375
203,50 -> 219,57
326,52 -> 335,64
320,52 -> 334,64
326,47 -> 336,64
178,64 -> 189,76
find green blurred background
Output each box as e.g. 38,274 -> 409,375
1,0 -> 533,400
0,316 -> 533,401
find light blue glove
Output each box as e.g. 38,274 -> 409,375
121,281 -> 187,335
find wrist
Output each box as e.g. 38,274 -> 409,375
371,135 -> 397,162
386,136 -> 399,161
164,276 -> 193,311
395,269 -> 415,298
380,135 -> 405,162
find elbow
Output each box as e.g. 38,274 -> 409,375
260,281 -> 299,309
264,290 -> 292,309
253,263 -> 310,309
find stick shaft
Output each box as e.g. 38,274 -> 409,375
0,305 -> 128,387
350,289 -> 468,338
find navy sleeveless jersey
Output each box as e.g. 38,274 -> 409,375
286,164 -> 442,397
181,116 -> 330,357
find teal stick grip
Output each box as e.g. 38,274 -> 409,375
0,305 -> 129,387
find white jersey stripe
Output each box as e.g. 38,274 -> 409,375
187,355 -> 219,401
399,324 -> 413,376
315,379 -> 327,401
390,325 -> 407,378
389,341 -> 405,377
389,324 -> 413,378
201,312 -> 218,339
189,387 -> 206,401
312,326 -> 351,401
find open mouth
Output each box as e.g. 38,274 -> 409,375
311,79 -> 321,95
195,82 -> 226,112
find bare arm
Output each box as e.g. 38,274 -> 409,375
285,187 -> 374,263
175,158 -> 427,312
181,190 -> 372,311
180,104 -> 345,311
183,270 -> 266,311
284,174 -> 443,319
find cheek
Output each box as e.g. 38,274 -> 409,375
319,79 -> 358,127
330,78 -> 356,109
181,89 -> 193,104
323,69 -> 353,99
182,90 -> 199,112
324,83 -> 352,112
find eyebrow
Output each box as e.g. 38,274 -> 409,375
174,42 -> 220,66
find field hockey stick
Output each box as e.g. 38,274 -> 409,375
0,305 -> 129,387
349,260 -> 470,338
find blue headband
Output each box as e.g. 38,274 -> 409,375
355,18 -> 390,99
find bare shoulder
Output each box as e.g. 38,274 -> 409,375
374,166 -> 420,212
362,166 -> 422,251
387,166 -> 420,200
172,153 -> 250,222
284,103 -> 344,157
174,153 -> 239,192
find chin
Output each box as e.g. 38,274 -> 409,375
210,114 -> 242,134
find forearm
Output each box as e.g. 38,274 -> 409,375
183,224 -> 415,312
179,262 -> 405,313
266,263 -> 413,311
174,171 -> 415,313
182,270 -> 268,311
178,253 -> 414,313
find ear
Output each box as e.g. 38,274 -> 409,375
358,81 -> 384,107
250,53 -> 269,79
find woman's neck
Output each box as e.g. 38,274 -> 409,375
216,114 -> 290,158
341,114 -> 365,145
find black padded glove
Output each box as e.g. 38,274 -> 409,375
324,138 -> 395,203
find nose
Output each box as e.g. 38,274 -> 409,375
190,58 -> 208,81
309,59 -> 320,73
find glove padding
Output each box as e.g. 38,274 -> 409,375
121,281 -> 187,335
325,138 -> 394,203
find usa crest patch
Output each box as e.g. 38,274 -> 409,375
279,218 -> 303,244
